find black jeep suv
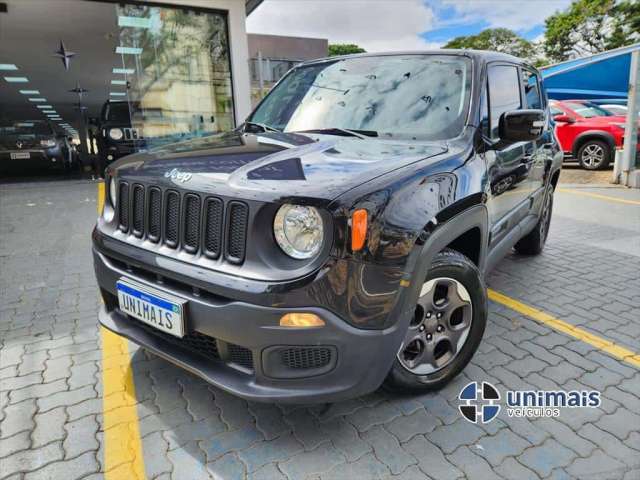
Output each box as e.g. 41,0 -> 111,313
0,120 -> 65,173
93,51 -> 562,403
96,100 -> 144,169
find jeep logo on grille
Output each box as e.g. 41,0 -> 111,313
164,168 -> 192,183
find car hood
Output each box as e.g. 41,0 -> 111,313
110,130 -> 449,202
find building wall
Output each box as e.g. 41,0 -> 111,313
145,0 -> 253,124
248,34 -> 328,62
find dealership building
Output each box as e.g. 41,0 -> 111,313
0,0 -> 265,165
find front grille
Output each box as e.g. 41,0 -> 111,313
281,347 -> 332,370
116,181 -> 248,265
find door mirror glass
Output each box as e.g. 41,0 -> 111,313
553,114 -> 576,124
499,109 -> 545,142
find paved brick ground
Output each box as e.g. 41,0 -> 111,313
1,179 -> 639,480
558,164 -> 614,185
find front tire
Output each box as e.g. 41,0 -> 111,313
384,249 -> 487,392
577,140 -> 611,170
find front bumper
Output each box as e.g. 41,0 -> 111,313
0,149 -> 63,170
93,247 -> 409,403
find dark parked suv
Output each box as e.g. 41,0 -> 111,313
96,100 -> 144,169
0,120 -> 65,172
93,51 -> 562,403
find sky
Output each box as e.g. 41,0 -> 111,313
246,0 -> 574,52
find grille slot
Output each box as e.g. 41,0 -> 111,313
148,188 -> 162,242
281,347 -> 332,370
183,194 -> 201,253
132,184 -> 145,237
118,182 -> 130,232
165,191 -> 180,248
228,343 -> 254,369
226,201 -> 248,263
203,198 -> 223,259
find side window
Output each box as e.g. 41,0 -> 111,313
550,105 -> 564,116
487,65 -> 521,139
522,69 -> 542,109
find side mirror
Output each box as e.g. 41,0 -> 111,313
553,114 -> 576,124
499,109 -> 545,142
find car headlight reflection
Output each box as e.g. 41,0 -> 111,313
274,204 -> 324,259
40,139 -> 56,147
109,128 -> 124,141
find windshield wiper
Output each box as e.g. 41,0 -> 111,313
244,121 -> 281,133
295,127 -> 378,139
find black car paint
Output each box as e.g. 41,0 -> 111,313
0,126 -> 64,172
93,51 -> 562,402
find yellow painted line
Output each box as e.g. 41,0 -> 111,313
98,182 -> 146,479
557,188 -> 640,206
97,180 -> 105,214
488,289 -> 640,369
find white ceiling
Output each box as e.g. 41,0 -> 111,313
0,0 -> 122,133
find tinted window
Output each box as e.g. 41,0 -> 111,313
550,105 -> 564,116
250,55 -> 472,141
523,69 -> 542,109
565,101 -> 612,118
488,65 -> 521,138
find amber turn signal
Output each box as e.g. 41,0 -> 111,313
279,313 -> 325,328
351,209 -> 368,251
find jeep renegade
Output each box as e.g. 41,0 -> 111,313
93,51 -> 562,403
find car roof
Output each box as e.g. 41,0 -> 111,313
302,49 -> 529,68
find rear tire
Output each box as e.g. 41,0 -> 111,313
514,184 -> 553,255
384,249 -> 487,393
577,140 -> 611,170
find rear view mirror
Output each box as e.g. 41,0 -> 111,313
499,109 -> 545,142
553,114 -> 576,124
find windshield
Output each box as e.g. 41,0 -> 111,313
104,102 -> 133,123
0,121 -> 54,136
249,54 -> 472,140
565,101 -> 612,118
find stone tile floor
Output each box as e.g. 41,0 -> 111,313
1,179 -> 639,479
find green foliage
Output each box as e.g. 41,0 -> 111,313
328,44 -> 366,56
443,28 -> 534,59
544,0 -> 640,62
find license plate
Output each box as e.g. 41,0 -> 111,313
116,280 -> 186,337
10,152 -> 30,159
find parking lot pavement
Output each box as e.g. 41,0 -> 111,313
1,179 -> 639,480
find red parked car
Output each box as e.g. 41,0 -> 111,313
550,100 -> 628,170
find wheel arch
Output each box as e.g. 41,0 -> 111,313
572,131 -> 615,158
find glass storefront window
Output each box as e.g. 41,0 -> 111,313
111,4 -> 235,151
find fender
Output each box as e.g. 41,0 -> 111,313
572,130 -> 616,157
397,203 -> 489,330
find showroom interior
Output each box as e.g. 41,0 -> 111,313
0,0 -> 259,175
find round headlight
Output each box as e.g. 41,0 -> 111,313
108,177 -> 117,208
274,204 -> 324,259
109,128 -> 124,141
